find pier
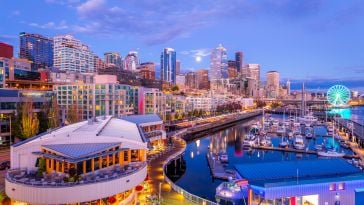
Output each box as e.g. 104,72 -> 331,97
251,145 -> 359,159
334,118 -> 364,147
206,153 -> 236,180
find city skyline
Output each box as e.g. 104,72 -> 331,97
1,0 -> 364,84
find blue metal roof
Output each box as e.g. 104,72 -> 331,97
121,114 -> 162,125
235,159 -> 361,182
0,89 -> 19,97
42,143 -> 120,159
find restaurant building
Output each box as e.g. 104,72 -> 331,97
6,116 -> 148,205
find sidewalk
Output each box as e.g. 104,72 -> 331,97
338,130 -> 364,165
137,138 -> 197,205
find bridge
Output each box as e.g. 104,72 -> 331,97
334,118 -> 364,147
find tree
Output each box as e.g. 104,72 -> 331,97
181,112 -> 186,119
48,97 -> 60,129
174,112 -> 180,120
172,85 -> 179,92
20,100 -> 40,139
38,105 -> 49,134
66,104 -> 79,124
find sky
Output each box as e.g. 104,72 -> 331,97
1,0 -> 364,90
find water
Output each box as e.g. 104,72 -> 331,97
173,111 -> 361,202
328,106 -> 364,123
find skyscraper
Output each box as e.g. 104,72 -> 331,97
185,71 -> 198,89
53,35 -> 95,73
124,51 -> 139,71
210,44 -> 228,80
160,48 -> 176,83
227,60 -> 237,78
246,64 -> 260,82
104,52 -> 122,69
0,42 -> 13,59
266,71 -> 280,98
235,51 -> 243,72
19,32 -> 53,71
196,69 -> 209,90
176,60 -> 181,75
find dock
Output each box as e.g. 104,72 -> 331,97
251,145 -> 359,159
206,153 -> 236,180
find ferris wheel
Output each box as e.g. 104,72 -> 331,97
327,85 -> 351,107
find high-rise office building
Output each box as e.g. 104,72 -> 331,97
227,60 -> 237,78
19,32 -> 53,71
176,74 -> 185,91
185,71 -> 198,89
196,69 -> 209,90
160,48 -> 176,83
246,64 -> 260,82
124,51 -> 139,71
235,51 -> 243,72
0,42 -> 13,59
104,52 -> 122,68
210,44 -> 228,80
54,35 -> 95,73
266,71 -> 280,98
138,62 -> 155,80
176,60 -> 181,75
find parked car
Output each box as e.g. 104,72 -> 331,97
0,160 -> 10,170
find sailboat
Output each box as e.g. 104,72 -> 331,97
279,112 -> 289,148
317,121 -> 345,157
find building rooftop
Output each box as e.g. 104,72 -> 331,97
121,114 -> 162,125
235,158 -> 364,187
42,143 -> 120,159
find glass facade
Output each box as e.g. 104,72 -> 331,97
19,32 -> 54,71
210,44 -> 228,80
160,48 -> 176,83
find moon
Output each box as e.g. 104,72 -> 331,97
195,56 -> 202,62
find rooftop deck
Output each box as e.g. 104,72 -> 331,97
6,161 -> 146,187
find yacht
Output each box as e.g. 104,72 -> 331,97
317,150 -> 345,157
293,135 -> 305,150
276,126 -> 286,136
298,114 -> 318,127
260,136 -> 272,147
314,144 -> 323,151
305,127 -> 314,139
243,134 -> 257,147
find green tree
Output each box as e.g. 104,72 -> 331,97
48,97 -> 60,129
37,157 -> 46,177
66,104 -> 79,124
20,100 -> 40,139
174,112 -> 180,120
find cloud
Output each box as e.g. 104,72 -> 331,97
29,20 -> 69,30
181,48 -> 211,58
11,10 -> 21,16
45,0 -> 80,6
77,0 -> 105,17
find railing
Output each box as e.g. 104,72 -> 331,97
6,161 -> 147,188
163,136 -> 218,205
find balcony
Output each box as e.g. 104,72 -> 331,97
6,162 -> 147,204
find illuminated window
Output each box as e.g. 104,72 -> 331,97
329,184 -> 336,191
338,183 -> 345,190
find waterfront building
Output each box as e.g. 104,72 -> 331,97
53,75 -> 131,122
6,116 -> 148,205
232,159 -> 364,205
19,32 -> 53,71
53,35 -> 95,73
0,42 -> 13,59
124,51 -> 139,71
49,71 -> 95,84
160,48 -> 176,84
175,74 -> 186,91
186,96 -> 213,112
185,71 -> 198,90
176,60 -> 181,75
235,51 -> 243,73
104,52 -> 122,69
266,71 -> 280,98
0,89 -> 53,145
121,114 -> 166,147
210,44 -> 228,80
196,69 -> 210,90
138,62 -> 155,80
137,87 -> 166,116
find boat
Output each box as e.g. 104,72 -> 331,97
314,144 -> 323,151
305,127 -> 314,139
317,150 -> 345,157
276,126 -> 286,136
260,136 -> 272,147
293,135 -> 305,150
279,140 -> 289,148
219,154 -> 229,163
298,113 -> 318,127
317,122 -> 345,158
243,134 -> 257,147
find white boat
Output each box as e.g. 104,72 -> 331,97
305,127 -> 314,139
317,150 -> 345,157
293,135 -> 305,150
298,114 -> 318,127
276,126 -> 286,135
260,137 -> 272,147
243,134 -> 257,147
279,140 -> 289,148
